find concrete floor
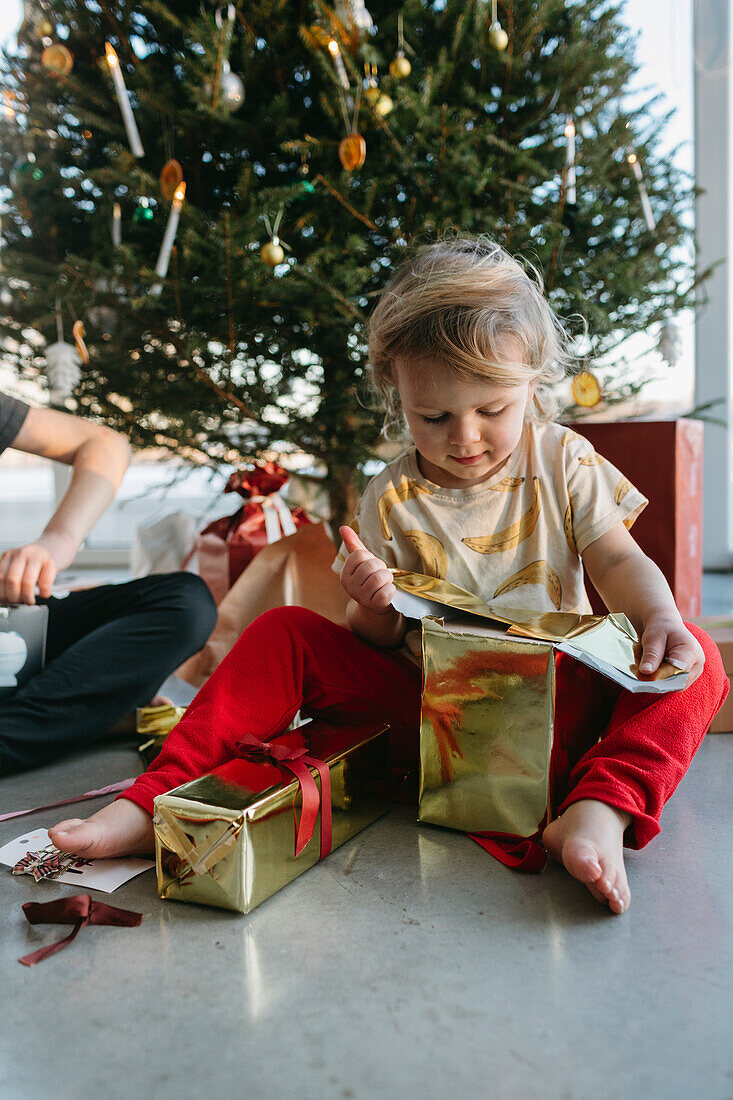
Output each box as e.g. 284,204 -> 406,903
1,574 -> 732,1100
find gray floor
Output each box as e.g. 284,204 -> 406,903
1,574 -> 732,1100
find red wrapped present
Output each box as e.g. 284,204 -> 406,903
193,461 -> 311,603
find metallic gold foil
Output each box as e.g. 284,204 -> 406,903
153,723 -> 390,914
136,704 -> 187,767
418,618 -> 555,835
393,570 -> 684,684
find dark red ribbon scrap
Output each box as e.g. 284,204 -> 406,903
19,894 -> 142,967
469,831 -> 548,872
234,733 -> 333,860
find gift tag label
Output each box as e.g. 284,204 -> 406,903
0,829 -> 154,893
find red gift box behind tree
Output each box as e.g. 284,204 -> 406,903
194,462 -> 311,604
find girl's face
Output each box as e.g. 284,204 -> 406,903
393,358 -> 532,489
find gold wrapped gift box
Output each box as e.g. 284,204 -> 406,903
389,571 -> 686,839
136,704 -> 187,767
153,721 -> 390,914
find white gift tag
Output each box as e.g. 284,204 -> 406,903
0,829 -> 154,893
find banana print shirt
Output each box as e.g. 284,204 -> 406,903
333,420 -> 648,632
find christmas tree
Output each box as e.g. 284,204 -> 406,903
0,0 -> 697,525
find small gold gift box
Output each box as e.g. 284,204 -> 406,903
153,721 -> 390,913
136,704 -> 187,767
390,572 -> 686,840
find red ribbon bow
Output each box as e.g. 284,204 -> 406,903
234,733 -> 333,860
19,894 -> 142,967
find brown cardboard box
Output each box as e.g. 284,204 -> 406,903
691,617 -> 733,732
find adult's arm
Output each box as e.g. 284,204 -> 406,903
0,406 -> 131,604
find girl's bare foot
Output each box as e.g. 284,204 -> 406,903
49,798 -> 155,859
542,799 -> 632,915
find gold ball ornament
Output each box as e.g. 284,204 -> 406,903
571,371 -> 602,408
389,52 -> 412,79
339,132 -> 367,172
35,18 -> 54,39
488,22 -> 509,51
261,238 -> 285,267
364,85 -> 393,117
42,43 -> 74,76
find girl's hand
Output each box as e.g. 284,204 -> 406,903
639,615 -> 705,686
339,526 -> 396,614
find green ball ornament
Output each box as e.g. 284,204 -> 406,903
296,180 -> 316,199
10,155 -> 43,188
133,198 -> 154,225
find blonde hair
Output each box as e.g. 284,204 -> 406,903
367,236 -> 571,433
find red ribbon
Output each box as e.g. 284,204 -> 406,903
468,831 -> 548,873
18,894 -> 142,967
234,733 -> 333,860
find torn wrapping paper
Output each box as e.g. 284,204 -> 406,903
153,721 -> 390,914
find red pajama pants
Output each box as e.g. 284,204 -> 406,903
121,608 -> 728,849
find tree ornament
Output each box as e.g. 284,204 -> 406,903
35,18 -> 54,40
339,133 -> 366,171
335,1 -> 373,35
218,60 -> 245,112
45,310 -> 83,404
261,239 -> 285,267
364,64 -> 393,117
390,52 -> 411,79
390,14 -> 413,79
488,0 -> 508,50
337,85 -> 365,172
657,318 -> 683,369
133,196 -> 154,225
571,371 -> 602,408
42,43 -> 73,76
261,206 -> 287,269
160,158 -> 184,201
10,153 -> 43,188
105,42 -> 145,158
211,5 -> 244,112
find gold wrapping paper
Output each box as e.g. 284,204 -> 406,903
419,618 -> 556,835
403,569 -> 686,837
153,722 -> 390,914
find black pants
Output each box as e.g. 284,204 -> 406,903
0,572 -> 216,774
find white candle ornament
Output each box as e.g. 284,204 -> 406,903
564,116 -> 576,205
328,40 -> 350,89
105,42 -> 144,158
151,181 -> 186,294
111,201 -> 122,247
627,152 -> 655,231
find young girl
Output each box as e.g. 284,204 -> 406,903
51,238 -> 728,915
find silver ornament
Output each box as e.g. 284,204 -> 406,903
219,60 -> 245,112
335,0 -> 373,32
657,318 -> 683,369
45,340 -> 82,402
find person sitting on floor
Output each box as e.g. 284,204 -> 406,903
0,391 -> 217,774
